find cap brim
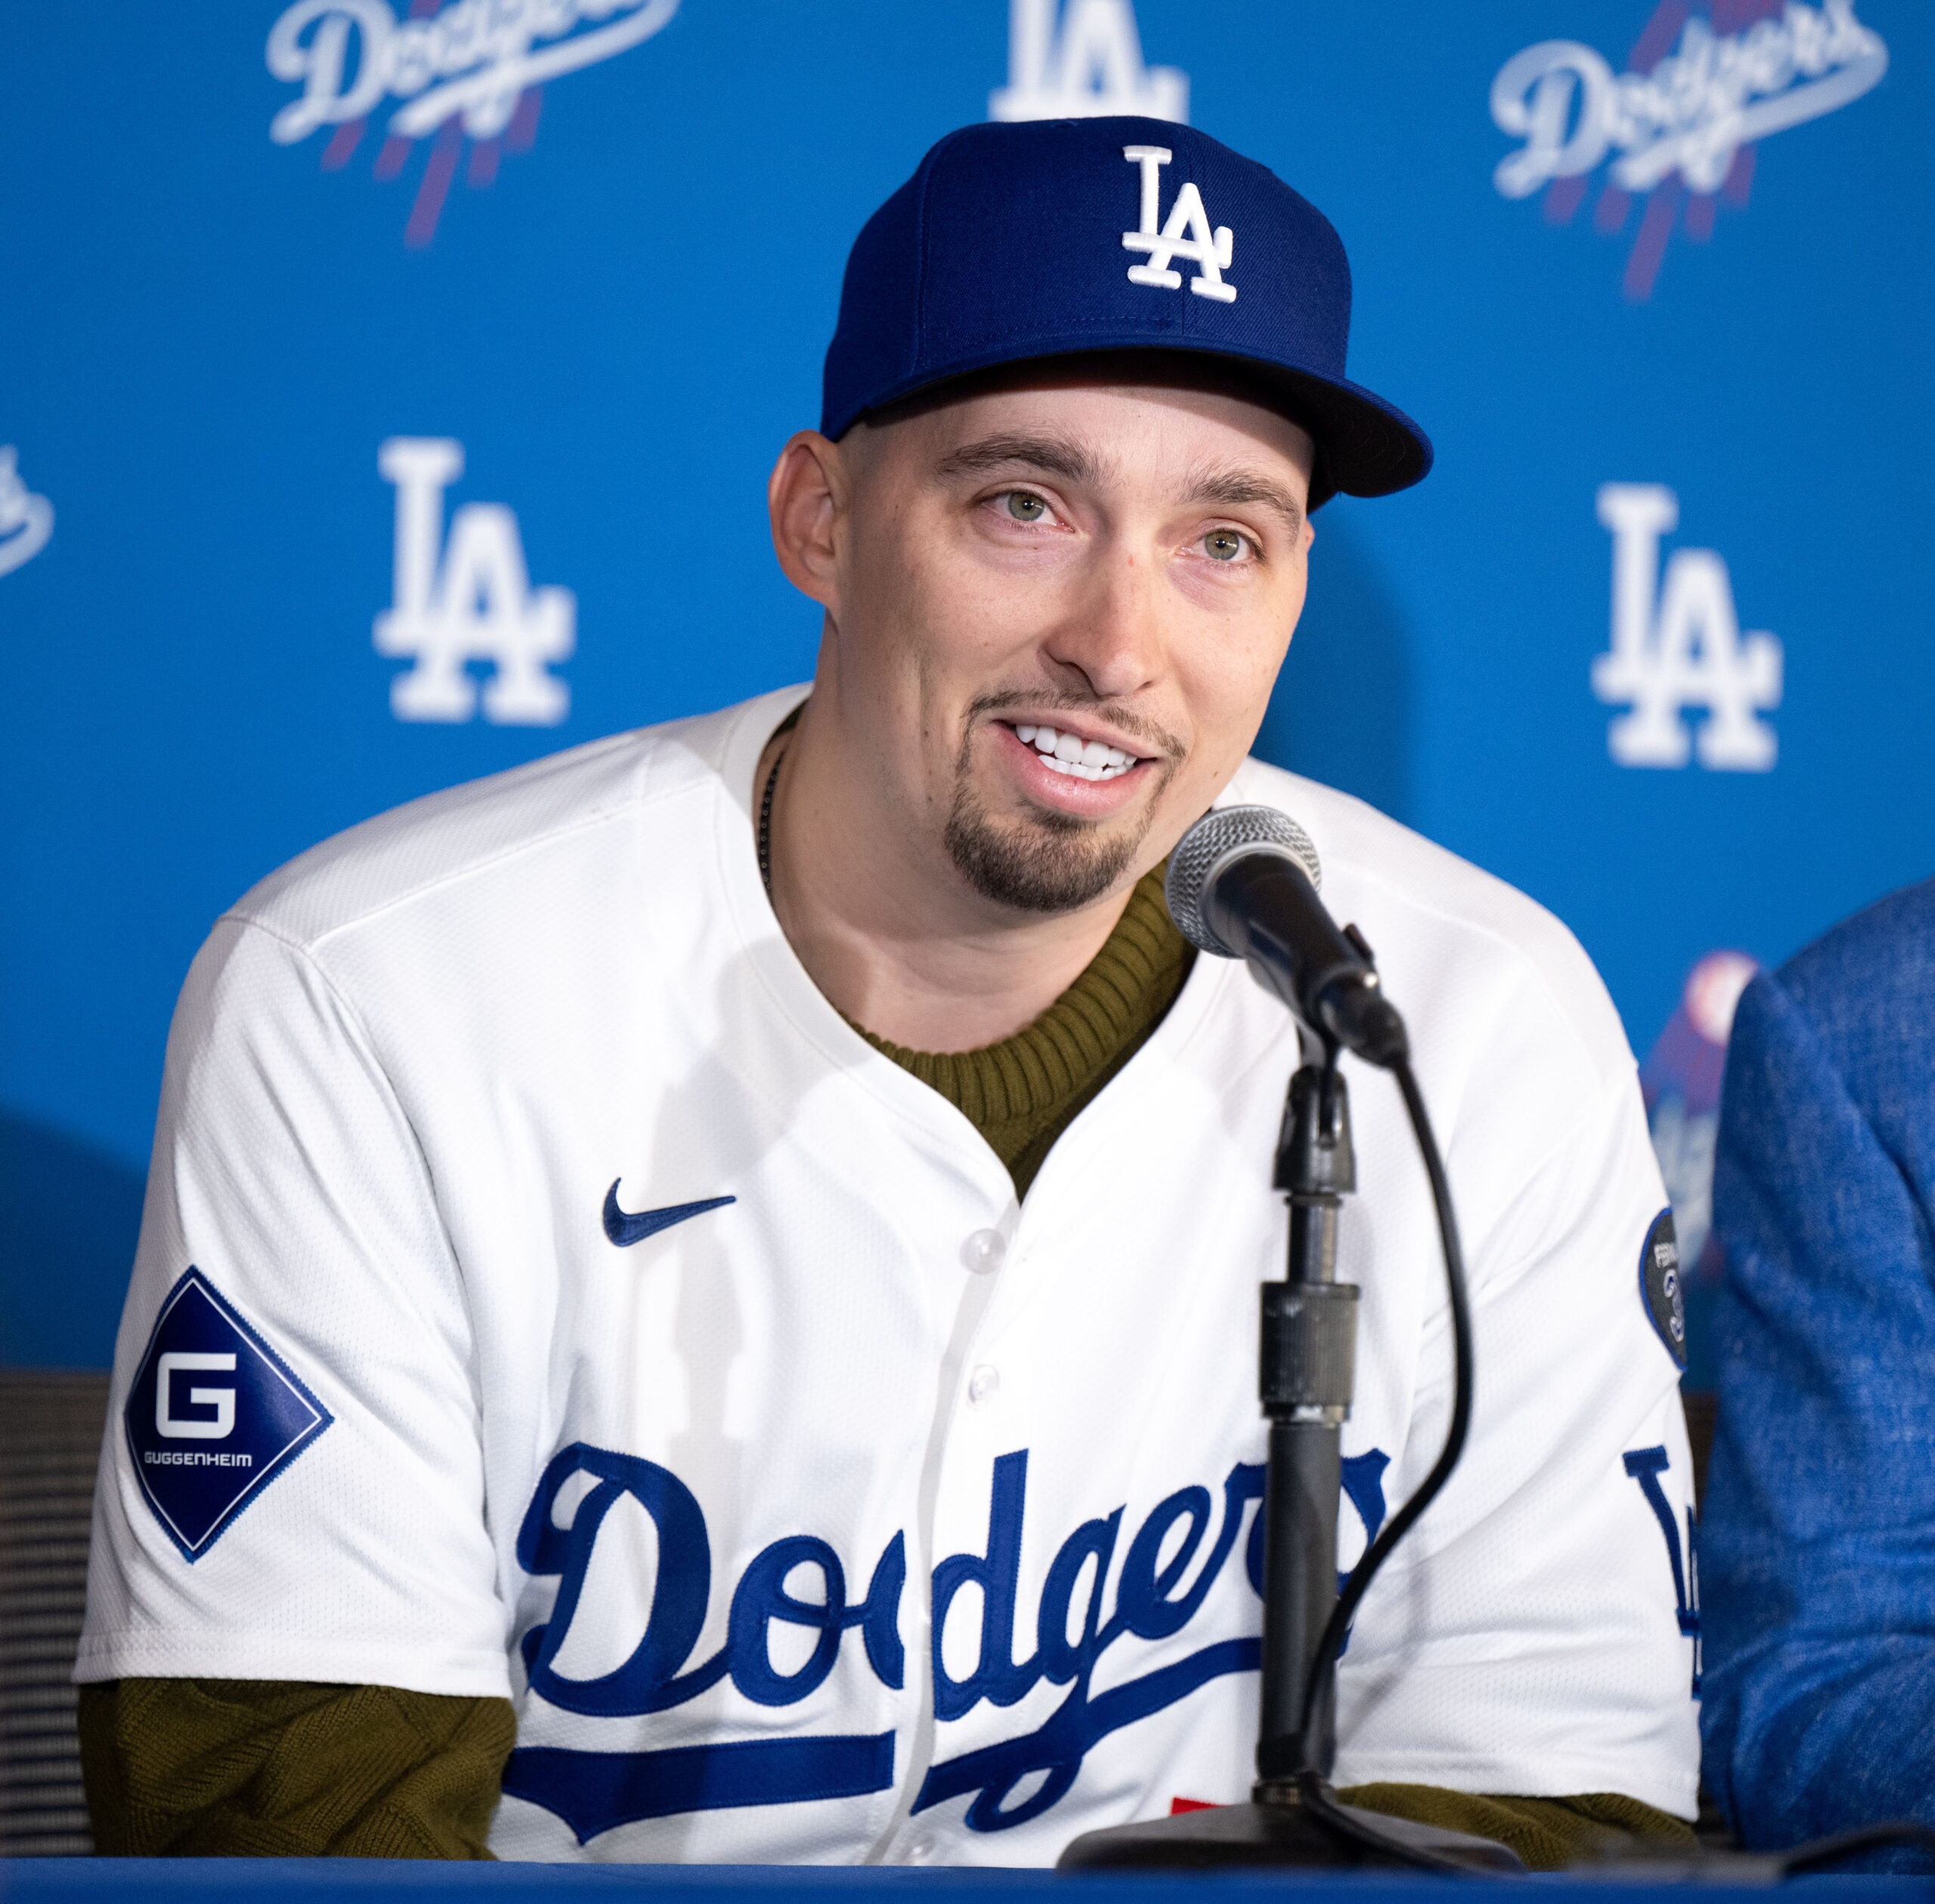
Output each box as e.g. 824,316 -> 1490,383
1235,359 -> 1433,503
848,345 -> 1432,506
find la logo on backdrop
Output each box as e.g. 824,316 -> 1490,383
989,0 -> 1187,122
375,438 -> 574,725
1591,485 -> 1781,771
1490,0 -> 1887,299
264,0 -> 680,246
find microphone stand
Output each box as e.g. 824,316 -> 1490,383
1058,1046 -> 1520,1872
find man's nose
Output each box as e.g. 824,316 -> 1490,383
1038,539 -> 1167,703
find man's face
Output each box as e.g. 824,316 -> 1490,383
810,372 -> 1315,914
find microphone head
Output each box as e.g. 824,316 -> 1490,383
1165,805 -> 1323,957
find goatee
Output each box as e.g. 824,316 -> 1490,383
942,788 -> 1145,913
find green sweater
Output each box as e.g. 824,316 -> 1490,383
79,865 -> 1692,1868
855,863 -> 1194,1197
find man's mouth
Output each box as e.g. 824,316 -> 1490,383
1007,721 -> 1145,783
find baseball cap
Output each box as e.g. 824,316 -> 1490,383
821,116 -> 1432,505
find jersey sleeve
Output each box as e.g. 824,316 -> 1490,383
1336,1026 -> 1701,1818
76,918 -> 512,1698
1699,967 -> 1935,1857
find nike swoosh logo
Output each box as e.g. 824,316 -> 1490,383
602,1181 -> 735,1249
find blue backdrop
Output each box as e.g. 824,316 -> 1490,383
2,0 -> 1927,1367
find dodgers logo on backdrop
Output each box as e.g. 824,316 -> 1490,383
1120,147 -> 1235,303
0,447 -> 54,580
124,1268 -> 333,1561
264,0 -> 680,246
1489,1 -> 1887,299
1641,949 -> 1758,1324
989,0 -> 1186,123
1591,483 -> 1781,770
374,437 -> 575,726
500,1440 -> 1389,1842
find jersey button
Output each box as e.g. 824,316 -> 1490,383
968,1364 -> 1001,1405
961,1228 -> 1006,1274
906,1837 -> 935,1864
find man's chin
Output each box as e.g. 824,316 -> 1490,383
943,794 -> 1145,915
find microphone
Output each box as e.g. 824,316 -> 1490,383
1165,806 -> 1409,1068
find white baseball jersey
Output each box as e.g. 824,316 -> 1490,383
79,686 -> 1700,1865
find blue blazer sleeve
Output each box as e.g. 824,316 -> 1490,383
1701,878 -> 1935,1862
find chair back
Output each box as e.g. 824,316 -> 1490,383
0,1369 -> 110,1855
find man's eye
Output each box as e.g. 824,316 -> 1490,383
1004,493 -> 1048,523
1204,530 -> 1249,562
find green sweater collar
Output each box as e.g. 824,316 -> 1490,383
858,865 -> 1194,1197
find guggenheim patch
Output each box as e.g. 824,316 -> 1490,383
124,1268 -> 333,1561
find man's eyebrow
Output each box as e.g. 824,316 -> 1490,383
1185,467 -> 1307,532
933,435 -> 1103,485
931,438 -> 1305,530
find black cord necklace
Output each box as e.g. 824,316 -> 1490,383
757,747 -> 785,899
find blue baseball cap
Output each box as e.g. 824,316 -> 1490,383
822,116 -> 1431,505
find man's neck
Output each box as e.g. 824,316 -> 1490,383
760,706 -> 1140,1054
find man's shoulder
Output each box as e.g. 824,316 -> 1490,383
230,692 -> 794,952
1226,757 -> 1633,1080
1775,875 -> 1935,1025
1751,874 -> 1935,1113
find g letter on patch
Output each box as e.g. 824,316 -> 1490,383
124,1268 -> 332,1561
1639,1208 -> 1686,1370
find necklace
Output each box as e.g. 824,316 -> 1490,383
757,746 -> 785,898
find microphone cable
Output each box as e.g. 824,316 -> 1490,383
1773,1820 -> 1935,1874
1293,1052 -> 1481,1874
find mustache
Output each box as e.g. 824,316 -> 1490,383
961,689 -> 1187,763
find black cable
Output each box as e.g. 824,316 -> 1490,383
1776,1820 -> 1935,1875
1295,1771 -> 1477,1877
1295,1054 -> 1475,1778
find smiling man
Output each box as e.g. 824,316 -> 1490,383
77,120 -> 1699,1868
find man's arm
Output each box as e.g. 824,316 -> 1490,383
79,921 -> 512,1800
1701,959 -> 1935,1858
80,1680 -> 514,1857
1331,1037 -> 1702,1865
1330,1051 -> 1701,1819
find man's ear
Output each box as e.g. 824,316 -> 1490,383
768,430 -> 848,613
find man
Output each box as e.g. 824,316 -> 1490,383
1701,877 -> 1935,1868
77,118 -> 1697,1866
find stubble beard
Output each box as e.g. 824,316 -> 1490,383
940,707 -> 1180,915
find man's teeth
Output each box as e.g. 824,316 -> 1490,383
1013,723 -> 1140,782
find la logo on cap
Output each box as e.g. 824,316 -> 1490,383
1122,146 -> 1235,303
